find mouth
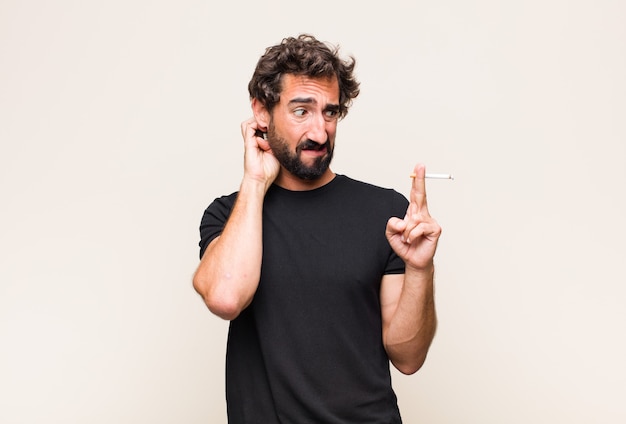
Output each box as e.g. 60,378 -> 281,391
303,145 -> 327,154
299,140 -> 329,155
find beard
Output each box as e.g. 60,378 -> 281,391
267,123 -> 334,181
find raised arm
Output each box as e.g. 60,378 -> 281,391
381,163 -> 441,374
192,117 -> 279,320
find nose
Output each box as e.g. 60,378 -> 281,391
306,114 -> 328,144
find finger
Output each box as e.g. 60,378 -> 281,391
410,163 -> 430,216
240,117 -> 256,139
404,219 -> 442,244
386,217 -> 412,250
386,217 -> 407,237
241,118 -> 271,151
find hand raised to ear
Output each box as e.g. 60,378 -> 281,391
240,117 -> 280,191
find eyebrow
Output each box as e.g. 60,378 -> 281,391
288,97 -> 316,106
288,97 -> 340,111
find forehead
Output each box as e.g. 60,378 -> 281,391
279,74 -> 339,104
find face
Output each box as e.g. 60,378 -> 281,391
265,74 -> 340,181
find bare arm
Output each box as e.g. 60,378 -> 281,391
192,117 -> 279,320
380,268 -> 437,375
382,164 -> 441,374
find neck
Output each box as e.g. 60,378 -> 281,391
274,168 -> 336,191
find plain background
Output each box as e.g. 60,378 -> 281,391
1,0 -> 625,423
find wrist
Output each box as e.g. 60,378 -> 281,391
405,261 -> 435,279
240,175 -> 271,196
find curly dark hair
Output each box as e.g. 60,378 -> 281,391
248,34 -> 360,119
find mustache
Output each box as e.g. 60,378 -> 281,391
297,139 -> 330,151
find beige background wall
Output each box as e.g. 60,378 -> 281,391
1,1 -> 625,423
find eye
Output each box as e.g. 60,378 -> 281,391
324,108 -> 339,120
294,108 -> 307,117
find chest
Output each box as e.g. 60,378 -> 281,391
259,195 -> 391,307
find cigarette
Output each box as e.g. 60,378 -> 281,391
411,173 -> 455,180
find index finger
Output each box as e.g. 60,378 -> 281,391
241,118 -> 271,150
409,163 -> 429,215
240,117 -> 257,139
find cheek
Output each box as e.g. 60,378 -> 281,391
326,123 -> 338,139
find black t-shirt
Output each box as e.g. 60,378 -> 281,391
199,175 -> 409,424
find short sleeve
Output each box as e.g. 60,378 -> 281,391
198,192 -> 238,259
383,190 -> 409,275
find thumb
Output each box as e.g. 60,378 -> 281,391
386,216 -> 407,236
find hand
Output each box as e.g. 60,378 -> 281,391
240,117 -> 280,189
386,164 -> 442,272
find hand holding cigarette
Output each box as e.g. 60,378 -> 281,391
385,164 -> 442,271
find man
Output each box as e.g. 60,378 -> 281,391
193,34 -> 440,423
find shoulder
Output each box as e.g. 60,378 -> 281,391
198,191 -> 238,258
207,190 -> 238,209
336,174 -> 407,201
334,175 -> 408,216
201,191 -> 238,222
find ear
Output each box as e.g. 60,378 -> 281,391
251,98 -> 270,132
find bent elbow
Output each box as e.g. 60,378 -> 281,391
206,296 -> 243,321
390,351 -> 429,376
393,359 -> 424,376
192,274 -> 244,320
